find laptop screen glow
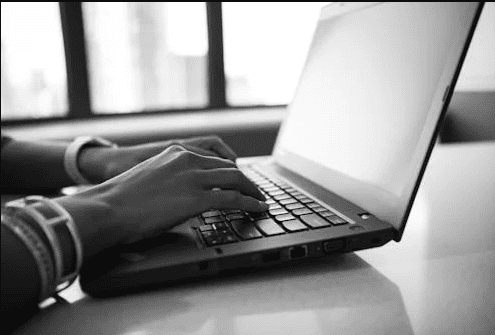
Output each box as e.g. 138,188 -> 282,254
274,2 -> 480,233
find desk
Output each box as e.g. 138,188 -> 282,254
13,142 -> 495,335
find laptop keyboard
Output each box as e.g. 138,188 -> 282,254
197,166 -> 348,247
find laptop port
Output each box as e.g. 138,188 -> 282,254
198,261 -> 208,271
261,250 -> 281,263
322,239 -> 344,254
289,245 -> 308,259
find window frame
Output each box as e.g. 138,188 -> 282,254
1,2 -> 284,126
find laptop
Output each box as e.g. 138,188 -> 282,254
80,2 -> 484,296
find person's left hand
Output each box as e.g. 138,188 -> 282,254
78,136 -> 238,183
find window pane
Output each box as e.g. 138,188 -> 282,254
83,2 -> 208,114
223,2 -> 330,106
1,2 -> 68,120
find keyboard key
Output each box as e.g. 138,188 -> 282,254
266,199 -> 276,205
281,220 -> 307,232
312,206 -> 327,213
255,219 -> 285,236
223,235 -> 238,243
201,231 -> 217,238
226,213 -> 247,221
306,203 -> 320,208
300,214 -> 332,229
204,216 -> 226,224
274,214 -> 296,222
299,198 -> 313,204
212,222 -> 230,230
319,211 -> 335,217
198,225 -> 213,232
292,208 -> 312,216
202,210 -> 221,218
279,198 -> 297,205
269,208 -> 289,216
231,221 -> 263,240
204,235 -> 237,246
274,194 -> 291,200
285,203 -> 305,210
268,190 -> 285,196
327,216 -> 348,225
268,204 -> 282,210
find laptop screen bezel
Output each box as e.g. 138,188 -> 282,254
272,2 -> 485,241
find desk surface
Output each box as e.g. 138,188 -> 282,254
13,141 -> 495,335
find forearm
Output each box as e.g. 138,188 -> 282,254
1,225 -> 42,331
0,192 -> 122,330
1,139 -> 73,190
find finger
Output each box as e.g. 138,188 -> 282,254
202,136 -> 237,162
197,168 -> 265,201
180,144 -> 219,159
175,149 -> 237,170
207,190 -> 269,212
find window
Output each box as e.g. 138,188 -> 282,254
1,2 -> 327,122
83,2 -> 208,114
1,2 -> 68,120
223,2 -> 329,105
4,2 -> 489,123
455,1 -> 495,91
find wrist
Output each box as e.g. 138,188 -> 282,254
78,146 -> 113,184
64,136 -> 118,185
55,191 -> 124,260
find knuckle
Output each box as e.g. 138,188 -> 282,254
226,192 -> 240,204
168,144 -> 184,152
177,150 -> 196,163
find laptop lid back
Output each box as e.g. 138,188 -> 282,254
272,2 -> 483,239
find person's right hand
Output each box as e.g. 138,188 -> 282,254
70,145 -> 267,247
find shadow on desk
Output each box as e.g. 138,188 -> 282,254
15,253 -> 413,335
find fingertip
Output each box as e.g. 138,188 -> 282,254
258,201 -> 269,212
256,191 -> 267,201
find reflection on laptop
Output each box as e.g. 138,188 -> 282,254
80,2 -> 484,296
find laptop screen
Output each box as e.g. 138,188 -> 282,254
274,2 -> 480,234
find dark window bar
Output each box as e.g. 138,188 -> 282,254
59,2 -> 92,118
206,2 -> 227,108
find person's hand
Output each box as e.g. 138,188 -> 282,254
78,136 -> 238,184
60,145 -> 267,255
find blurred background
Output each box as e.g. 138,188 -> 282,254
1,2 -> 494,154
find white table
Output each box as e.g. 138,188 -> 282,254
14,141 -> 495,335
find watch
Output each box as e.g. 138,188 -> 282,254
64,136 -> 118,185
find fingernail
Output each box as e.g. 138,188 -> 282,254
259,201 -> 269,211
